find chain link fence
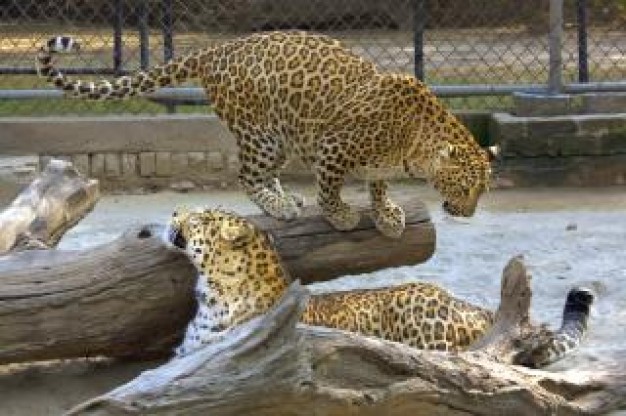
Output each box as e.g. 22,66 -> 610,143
0,0 -> 624,115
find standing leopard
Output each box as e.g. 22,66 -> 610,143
164,208 -> 593,368
37,32 -> 498,238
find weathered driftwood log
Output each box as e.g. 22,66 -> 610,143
0,200 -> 434,365
67,257 -> 626,416
0,159 -> 99,254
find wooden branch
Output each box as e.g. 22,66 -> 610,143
67,260 -> 626,416
0,159 -> 99,254
469,254 -> 537,361
0,200 -> 433,365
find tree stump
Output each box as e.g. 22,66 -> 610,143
0,159 -> 99,254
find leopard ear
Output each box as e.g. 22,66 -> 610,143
438,143 -> 452,159
439,143 -> 461,160
172,206 -> 189,218
219,222 -> 254,249
486,145 -> 500,161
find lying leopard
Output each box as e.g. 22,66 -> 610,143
37,32 -> 498,238
164,208 -> 593,368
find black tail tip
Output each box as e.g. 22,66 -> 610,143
46,36 -> 80,52
566,287 -> 595,307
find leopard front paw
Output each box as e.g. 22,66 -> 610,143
264,197 -> 302,221
249,189 -> 302,221
324,205 -> 361,231
286,192 -> 305,208
373,201 -> 405,238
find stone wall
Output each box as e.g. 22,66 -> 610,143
1,111 -> 624,190
38,151 -> 240,191
491,112 -> 626,186
1,115 -> 241,191
0,112 -> 490,191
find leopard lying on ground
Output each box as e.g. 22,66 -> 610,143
37,32 -> 498,238
164,208 -> 593,368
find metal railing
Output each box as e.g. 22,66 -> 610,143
0,0 -> 624,115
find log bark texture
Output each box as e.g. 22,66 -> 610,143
67,258 -> 626,416
249,199 -> 435,282
0,159 -> 99,254
0,201 -> 434,365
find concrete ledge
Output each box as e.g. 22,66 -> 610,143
496,154 -> 626,187
0,115 -> 237,155
582,92 -> 626,114
491,112 -> 626,186
512,92 -> 581,117
2,111 -> 623,189
0,111 -> 492,156
491,112 -> 626,157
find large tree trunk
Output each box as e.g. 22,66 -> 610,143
66,257 -> 626,416
0,200 -> 434,365
0,159 -> 99,254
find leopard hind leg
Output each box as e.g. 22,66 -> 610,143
369,180 -> 406,238
315,147 -> 360,231
237,134 -> 302,220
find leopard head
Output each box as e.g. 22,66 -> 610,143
429,142 -> 498,217
163,208 -> 289,299
164,208 -> 267,272
397,77 -> 499,218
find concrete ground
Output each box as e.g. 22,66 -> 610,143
1,183 -> 625,415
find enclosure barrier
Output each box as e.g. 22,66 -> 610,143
0,0 -> 624,113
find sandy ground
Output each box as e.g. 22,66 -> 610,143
1,183 -> 625,415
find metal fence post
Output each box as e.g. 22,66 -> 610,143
162,0 -> 175,113
413,0 -> 427,81
162,0 -> 174,63
577,0 -> 589,83
548,0 -> 564,94
113,0 -> 124,76
138,0 -> 150,71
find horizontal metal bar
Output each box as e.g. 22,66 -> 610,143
0,89 -> 63,99
0,68 -> 132,75
1,82 -> 625,102
0,88 -> 206,101
563,82 -> 626,93
433,84 -> 546,96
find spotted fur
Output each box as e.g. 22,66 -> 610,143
38,31 -> 496,238
164,209 -> 592,367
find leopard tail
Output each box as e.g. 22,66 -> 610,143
514,287 -> 594,368
36,35 -> 206,100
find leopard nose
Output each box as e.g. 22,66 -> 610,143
170,230 -> 187,249
442,201 -> 456,215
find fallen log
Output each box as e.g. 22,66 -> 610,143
67,257 -> 626,416
0,159 -> 99,254
0,201 -> 434,365
248,200 -> 435,281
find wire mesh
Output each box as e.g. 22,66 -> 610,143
562,0 -> 626,84
0,0 -> 624,115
